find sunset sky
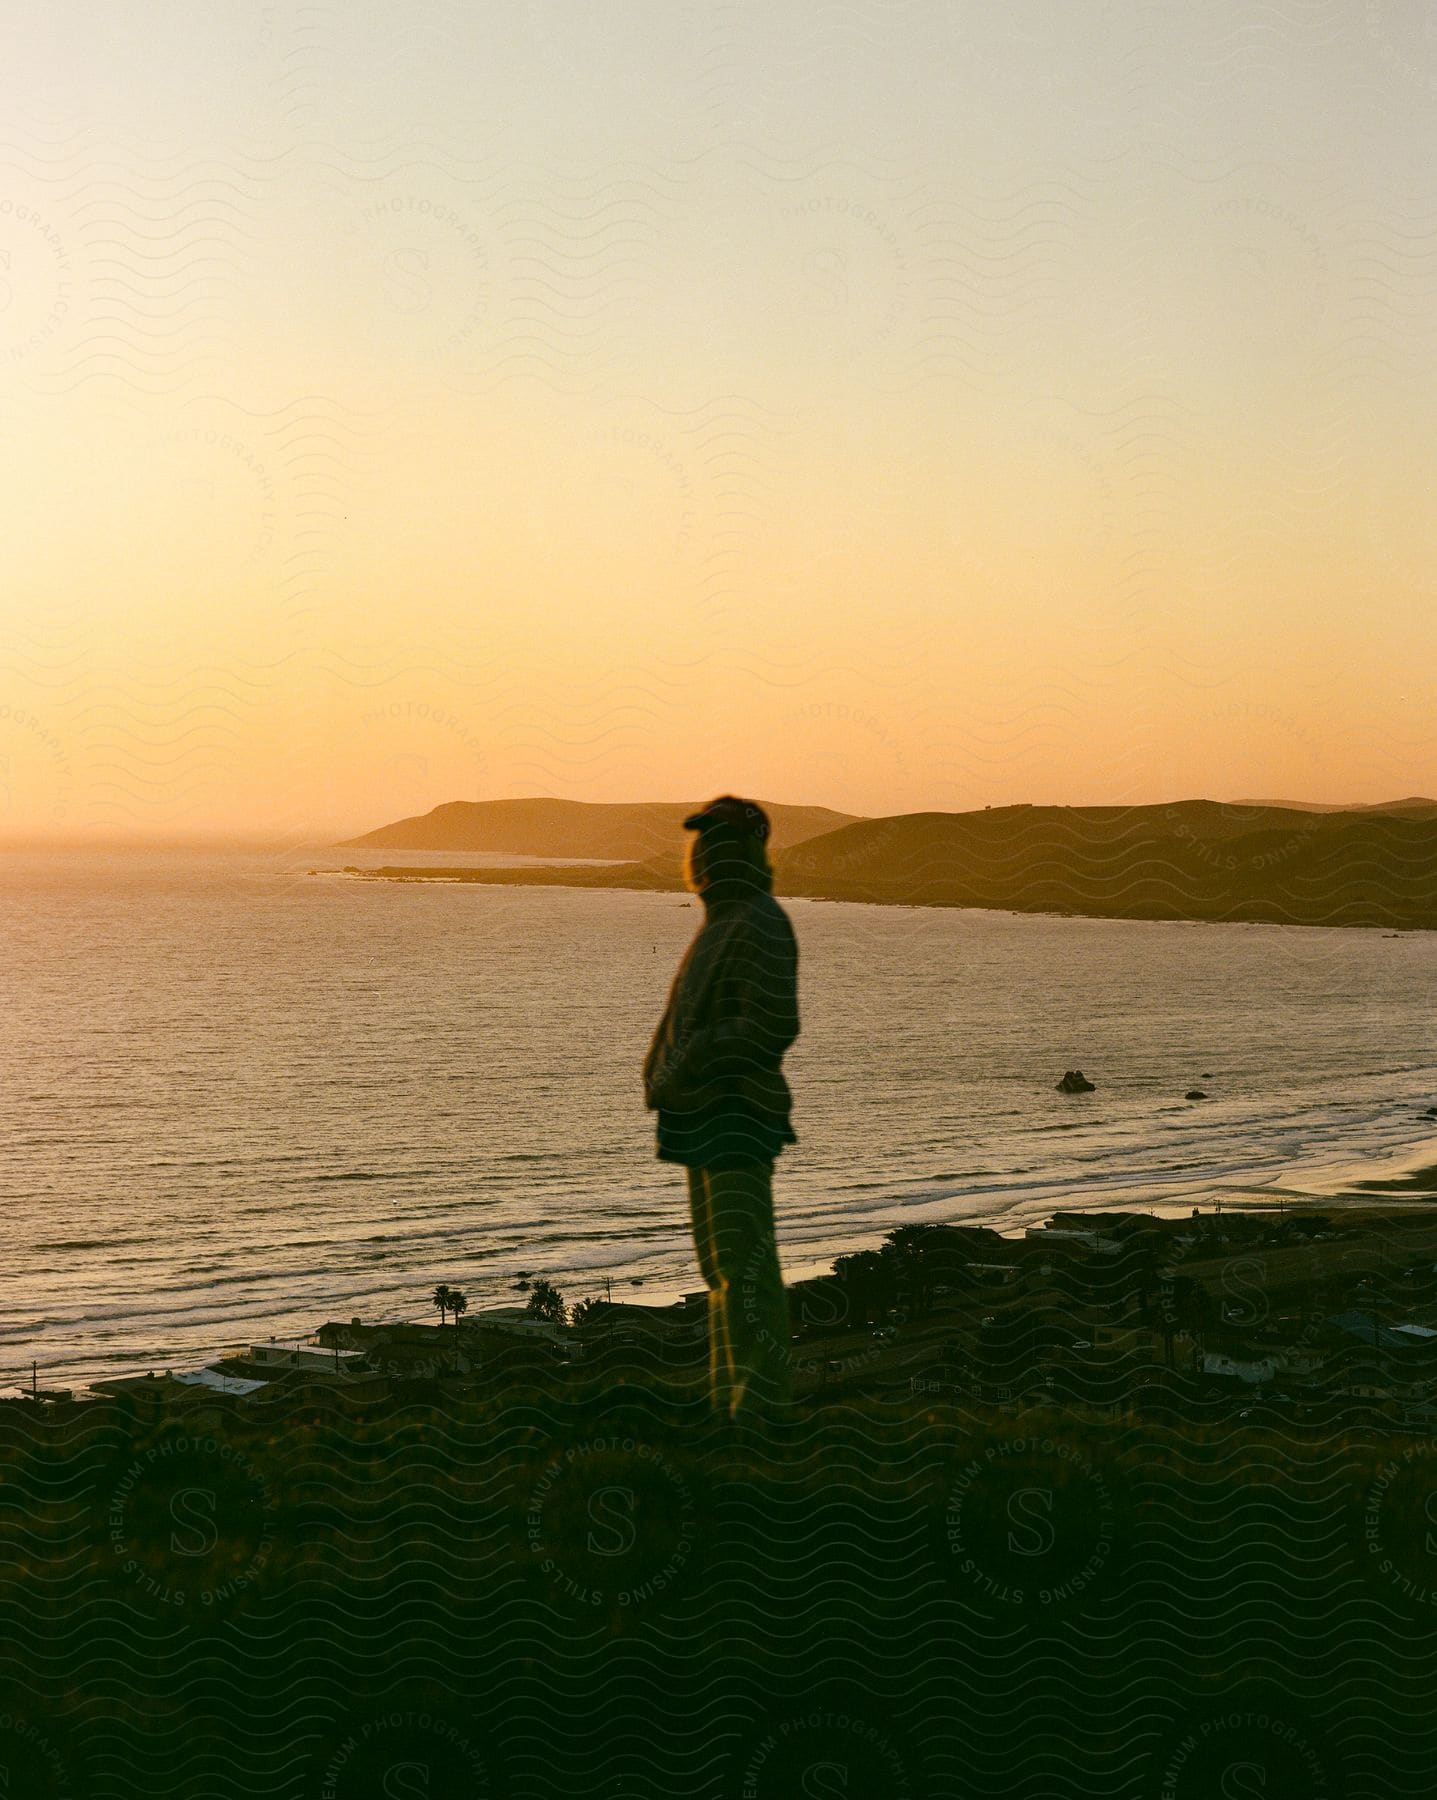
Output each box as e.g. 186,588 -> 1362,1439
2,3 -> 1434,842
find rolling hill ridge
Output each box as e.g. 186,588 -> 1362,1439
771,802 -> 1437,928
341,797 -> 861,859
345,798 -> 1437,929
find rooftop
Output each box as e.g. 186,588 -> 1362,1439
251,1340 -> 364,1358
1328,1312 -> 1437,1350
174,1369 -> 268,1397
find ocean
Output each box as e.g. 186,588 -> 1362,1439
5,847 -> 1437,1391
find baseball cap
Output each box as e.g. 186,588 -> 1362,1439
681,795 -> 771,842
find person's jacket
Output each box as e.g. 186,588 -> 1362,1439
642,870 -> 799,1125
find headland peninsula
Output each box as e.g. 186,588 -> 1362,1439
326,796 -> 1437,930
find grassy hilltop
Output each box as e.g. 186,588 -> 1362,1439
9,1206 -> 1437,1791
773,799 -> 1437,927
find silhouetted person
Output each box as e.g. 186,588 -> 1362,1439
643,797 -> 799,1424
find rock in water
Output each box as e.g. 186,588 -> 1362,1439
1056,1070 -> 1096,1094
1186,1089 -> 1208,1100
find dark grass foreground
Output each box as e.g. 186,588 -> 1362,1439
2,1375 -> 1435,1798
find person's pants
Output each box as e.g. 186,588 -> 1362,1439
686,1161 -> 792,1420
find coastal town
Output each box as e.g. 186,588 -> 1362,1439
21,1204 -> 1437,1431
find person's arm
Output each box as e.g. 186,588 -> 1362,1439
642,925 -> 727,1109
644,1009 -> 704,1109
678,912 -> 798,1083
647,1026 -> 700,1108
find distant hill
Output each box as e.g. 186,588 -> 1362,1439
1234,797 -> 1437,817
340,797 -> 862,859
770,801 -> 1437,928
340,797 -> 1437,929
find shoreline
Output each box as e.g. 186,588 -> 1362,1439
31,1146 -> 1437,1399
29,1178 -> 1437,1406
16,1093 -> 1437,1395
648,1153 -> 1437,1312
26,1130 -> 1437,1397
322,864 -> 1437,934
1345,1163 -> 1437,1195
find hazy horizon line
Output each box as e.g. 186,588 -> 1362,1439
6,791 -> 1437,854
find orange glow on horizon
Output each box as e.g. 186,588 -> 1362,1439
1,7 -> 1433,844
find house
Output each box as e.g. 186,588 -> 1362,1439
249,1339 -> 366,1373
1201,1350 -> 1276,1386
248,1367 -> 392,1407
1197,1330 -> 1326,1384
566,1302 -> 703,1371
88,1372 -> 188,1401
1023,1225 -> 1122,1256
1327,1312 -> 1437,1352
1039,1212 -> 1152,1250
467,1307 -> 569,1346
318,1320 -> 430,1348
572,1300 -> 703,1341
314,1319 -> 479,1374
175,1369 -> 269,1397
88,1368 -> 267,1405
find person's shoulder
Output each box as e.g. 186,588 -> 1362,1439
749,891 -> 796,936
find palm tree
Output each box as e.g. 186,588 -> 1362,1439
447,1289 -> 469,1372
432,1283 -> 454,1328
525,1279 -> 566,1325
